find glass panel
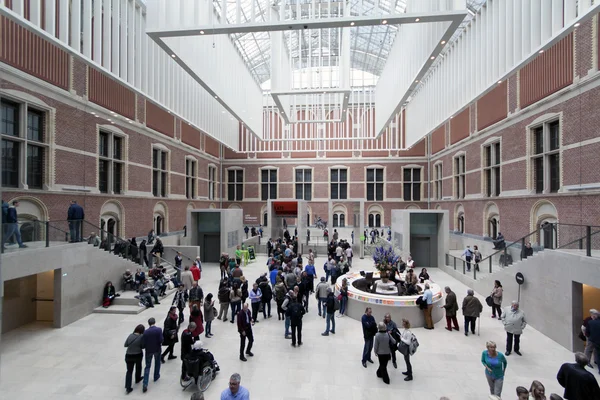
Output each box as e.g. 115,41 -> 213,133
376,169 -> 383,181
403,183 -> 411,201
340,169 -> 347,182
236,170 -> 243,182
161,172 -> 167,196
549,154 -> 560,193
549,121 -> 560,151
270,169 -> 277,182
494,143 -> 501,165
485,146 -> 491,167
99,132 -> 109,157
270,183 -> 277,199
305,184 -> 312,200
366,183 -> 374,201
27,110 -> 43,142
1,140 -> 19,187
331,169 -> 338,182
331,183 -> 338,199
152,149 -> 159,168
1,101 -> 19,137
340,183 -> 347,199
305,170 -> 311,182
296,184 -> 303,200
152,170 -> 159,196
376,183 -> 384,201
113,137 -> 122,160
534,157 -> 544,193
403,168 -> 411,181
494,166 -> 501,196
485,169 -> 491,197
261,184 -> 268,200
99,159 -> 109,193
27,145 -> 43,189
534,127 -> 544,154
366,169 -> 374,182
113,162 -> 122,194
413,183 -> 421,200
236,184 -> 243,201
228,183 -> 235,201
228,170 -> 235,182
161,152 -> 167,170
368,214 -> 374,227
296,169 -> 303,183
375,214 -> 381,228
413,169 -> 420,182
261,169 -> 268,182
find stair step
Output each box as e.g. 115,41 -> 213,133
93,304 -> 146,315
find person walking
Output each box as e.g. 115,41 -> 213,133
491,280 -> 503,319
501,301 -> 527,356
67,200 -> 85,242
315,277 -> 329,318
462,289 -> 483,336
338,278 -> 349,317
188,281 -> 204,311
462,245 -> 473,272
374,321 -> 395,384
422,283 -> 434,329
582,309 -> 599,367
2,200 -> 27,250
321,287 -> 336,336
181,266 -> 194,292
139,239 -> 148,267
557,352 -> 600,399
229,282 -> 243,324
248,282 -> 262,323
237,303 -> 254,362
398,318 -> 414,381
586,310 -> 600,371
274,277 -> 286,320
442,286 -> 459,332
481,341 -> 508,397
124,324 -> 145,394
282,290 -> 296,339
161,306 -> 179,363
361,307 -> 377,367
221,373 -> 250,400
259,279 -> 272,319
217,279 -> 230,322
142,318 -> 163,393
203,293 -> 215,338
289,298 -> 305,347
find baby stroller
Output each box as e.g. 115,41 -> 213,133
180,344 -> 219,392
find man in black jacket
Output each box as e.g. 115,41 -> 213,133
67,200 -> 85,242
289,300 -> 305,347
142,317 -> 163,393
321,288 -> 336,336
180,322 -> 196,380
237,303 -> 254,362
557,352 -> 600,399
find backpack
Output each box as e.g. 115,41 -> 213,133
408,332 -> 419,355
288,302 -> 303,320
275,285 -> 286,302
333,296 -> 340,311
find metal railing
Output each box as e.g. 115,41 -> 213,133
2,220 -> 71,254
446,228 -> 544,280
553,223 -> 600,257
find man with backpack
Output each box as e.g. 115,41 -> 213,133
462,245 -> 474,272
384,313 -> 400,369
315,277 -> 329,318
288,299 -> 305,347
282,290 -> 296,339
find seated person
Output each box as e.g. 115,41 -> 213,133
183,341 -> 220,384
396,282 -> 407,296
418,268 -> 430,283
154,275 -> 167,297
138,279 -> 160,308
521,242 -> 534,259
134,268 -> 145,290
406,283 -> 420,296
493,232 -> 506,249
102,281 -> 118,308
88,232 -> 101,246
123,269 -> 135,290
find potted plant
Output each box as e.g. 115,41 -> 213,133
372,245 -> 400,283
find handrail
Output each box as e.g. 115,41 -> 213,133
556,229 -> 600,250
46,220 -> 70,235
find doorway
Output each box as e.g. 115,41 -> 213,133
203,234 -> 220,262
410,237 -> 431,268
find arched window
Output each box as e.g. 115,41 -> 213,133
332,204 -> 347,228
489,217 -> 499,239
339,214 -> 346,227
368,214 -> 374,227
333,214 -> 339,227
367,204 -> 384,228
155,216 -> 163,236
263,213 -> 268,227
531,200 -> 558,248
458,214 -> 465,233
483,202 -> 500,238
455,204 -> 465,233
375,214 -> 381,227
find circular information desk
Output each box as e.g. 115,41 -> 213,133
334,271 -> 444,328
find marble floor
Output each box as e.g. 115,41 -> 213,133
0,254 -> 589,400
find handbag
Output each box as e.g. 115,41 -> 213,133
485,296 -> 494,307
213,306 -> 218,318
398,340 -> 410,356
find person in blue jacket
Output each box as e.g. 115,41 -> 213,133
67,200 -> 85,242
2,200 -> 26,250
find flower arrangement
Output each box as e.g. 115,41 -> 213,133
372,245 -> 401,278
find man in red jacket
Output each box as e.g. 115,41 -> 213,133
237,303 -> 254,362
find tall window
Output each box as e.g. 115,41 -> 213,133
228,169 -> 243,201
185,159 -> 197,199
483,142 -> 501,197
532,121 -> 560,194
208,166 -> 217,200
295,168 -> 312,200
434,163 -> 443,200
454,154 -> 466,199
99,131 -> 124,194
1,100 -> 48,189
330,168 -> 347,199
152,148 -> 168,197
366,168 -> 384,201
403,168 -> 421,201
261,169 -> 277,200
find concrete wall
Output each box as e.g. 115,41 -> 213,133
2,275 -> 37,333
439,250 -> 600,351
2,243 -> 140,328
162,246 -> 201,266
221,209 -> 244,255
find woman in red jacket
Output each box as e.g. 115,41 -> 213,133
189,304 -> 204,341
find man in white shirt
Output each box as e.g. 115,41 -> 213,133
406,256 -> 415,269
335,245 -> 343,262
345,246 -> 353,267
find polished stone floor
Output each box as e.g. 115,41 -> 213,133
0,254 -> 590,400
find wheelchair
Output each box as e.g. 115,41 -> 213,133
179,350 -> 219,392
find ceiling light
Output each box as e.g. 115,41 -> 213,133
107,119 -> 112,121
200,30 -> 205,34
441,40 -> 446,45
215,96 -> 218,99
539,50 -> 544,54
415,80 -> 419,83
415,18 -> 420,22
574,22 -> 580,27
430,56 -> 435,60
350,22 -> 355,26
382,20 -> 388,25
171,54 -> 176,58
497,80 -> 502,84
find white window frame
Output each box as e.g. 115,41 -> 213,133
208,164 -> 217,200
98,127 -> 127,195
185,156 -> 198,200
402,165 -> 423,202
365,166 -> 385,201
433,162 -> 443,201
260,166 -> 278,201
453,153 -> 466,199
294,166 -> 313,201
151,144 -> 170,197
329,166 -> 349,200
530,118 -> 562,194
227,167 -> 244,201
482,139 -> 501,197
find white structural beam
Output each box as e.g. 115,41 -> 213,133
70,0 -> 81,52
44,0 -> 56,36
103,0 -> 112,68
93,0 -> 102,62
29,0 -> 41,27
58,0 -> 69,43
82,0 -> 92,58
111,0 -> 120,74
